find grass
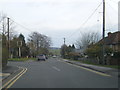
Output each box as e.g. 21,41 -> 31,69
49,49 -> 60,56
66,58 -> 120,69
8,58 -> 36,61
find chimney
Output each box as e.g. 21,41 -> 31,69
108,32 -> 112,37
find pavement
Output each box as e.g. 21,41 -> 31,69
62,59 -> 119,77
1,58 -> 119,82
1,65 -> 20,81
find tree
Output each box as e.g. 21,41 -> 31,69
0,13 -> 9,67
76,31 -> 101,51
0,12 -> 17,58
72,44 -> 75,49
0,13 -> 7,34
2,34 -> 8,67
60,44 -> 68,58
9,34 -> 29,58
28,32 -> 51,56
10,35 -> 19,58
85,43 -> 113,64
18,34 -> 29,57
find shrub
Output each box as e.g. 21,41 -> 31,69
68,52 -> 81,60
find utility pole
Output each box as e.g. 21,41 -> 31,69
102,0 -> 105,64
64,38 -> 65,45
7,17 -> 10,58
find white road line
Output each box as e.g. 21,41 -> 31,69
52,66 -> 61,71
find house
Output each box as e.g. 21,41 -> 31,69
98,31 -> 120,65
99,31 -> 120,52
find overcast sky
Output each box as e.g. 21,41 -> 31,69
0,0 -> 119,47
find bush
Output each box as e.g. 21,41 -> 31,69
68,52 -> 81,60
112,51 -> 120,58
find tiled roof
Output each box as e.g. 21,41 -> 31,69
98,31 -> 120,45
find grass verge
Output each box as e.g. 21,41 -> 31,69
8,58 -> 36,61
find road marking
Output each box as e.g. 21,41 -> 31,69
2,67 -> 25,88
52,66 -> 61,71
6,68 -> 27,89
2,66 -> 27,89
63,61 -> 111,77
0,73 -> 10,76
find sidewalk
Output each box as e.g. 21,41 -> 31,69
62,59 -> 119,77
2,65 -> 20,81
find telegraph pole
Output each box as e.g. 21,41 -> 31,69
102,0 -> 105,64
64,38 -> 65,45
7,17 -> 10,58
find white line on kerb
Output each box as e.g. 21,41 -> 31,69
52,66 -> 61,71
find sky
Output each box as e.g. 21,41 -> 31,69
0,0 -> 119,48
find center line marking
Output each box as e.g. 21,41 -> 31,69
52,66 -> 61,71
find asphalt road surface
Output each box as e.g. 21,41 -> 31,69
6,57 -> 118,88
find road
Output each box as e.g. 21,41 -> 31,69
3,57 -> 118,88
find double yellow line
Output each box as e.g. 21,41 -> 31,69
2,66 -> 27,89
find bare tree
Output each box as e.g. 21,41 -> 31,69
0,12 -> 17,39
28,32 -> 51,56
76,31 -> 101,51
0,13 -> 7,34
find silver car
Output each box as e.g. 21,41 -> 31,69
37,54 -> 46,61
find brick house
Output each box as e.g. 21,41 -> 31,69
99,31 -> 120,52
99,31 -> 120,65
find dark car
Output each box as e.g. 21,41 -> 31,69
37,54 -> 46,61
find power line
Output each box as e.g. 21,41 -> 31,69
9,18 -> 33,32
106,1 -> 118,13
0,16 -> 34,34
109,0 -> 118,5
66,2 -> 102,39
105,3 -> 118,32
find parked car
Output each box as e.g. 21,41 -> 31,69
37,54 -> 46,61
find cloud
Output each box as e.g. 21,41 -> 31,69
0,0 -> 118,47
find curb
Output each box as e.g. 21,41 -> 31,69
62,59 -> 119,76
66,61 -> 106,73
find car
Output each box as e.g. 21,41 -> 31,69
37,54 -> 46,61
52,55 -> 57,58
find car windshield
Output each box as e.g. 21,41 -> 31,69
39,55 -> 44,56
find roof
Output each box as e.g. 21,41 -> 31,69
98,31 -> 120,45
